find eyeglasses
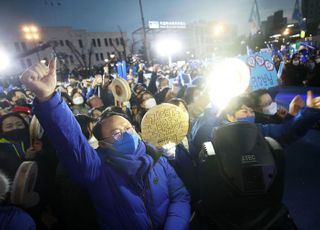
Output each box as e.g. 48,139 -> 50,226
101,126 -> 134,144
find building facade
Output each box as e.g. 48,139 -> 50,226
0,26 -> 129,74
132,20 -> 237,61
302,0 -> 320,35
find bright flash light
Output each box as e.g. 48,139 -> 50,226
208,58 -> 250,110
25,34 -> 32,40
0,51 -> 10,71
30,25 -> 38,32
40,60 -> 46,64
214,24 -> 224,36
156,40 -> 182,56
32,34 -> 40,40
22,26 -> 30,33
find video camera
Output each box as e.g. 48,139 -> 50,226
198,122 -> 296,229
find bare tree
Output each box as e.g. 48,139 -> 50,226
118,26 -> 128,59
65,40 -> 94,69
65,41 -> 85,67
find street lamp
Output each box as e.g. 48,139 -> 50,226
156,39 -> 182,66
22,24 -> 41,61
283,28 -> 290,36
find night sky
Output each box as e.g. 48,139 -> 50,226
0,0 -> 296,37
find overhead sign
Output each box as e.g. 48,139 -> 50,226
148,21 -> 186,29
239,52 -> 278,91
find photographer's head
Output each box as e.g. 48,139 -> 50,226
221,95 -> 255,123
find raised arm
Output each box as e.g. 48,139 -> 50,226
258,91 -> 320,147
21,59 -> 102,184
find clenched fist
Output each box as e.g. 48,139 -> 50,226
289,95 -> 305,116
307,91 -> 320,110
20,58 -> 57,102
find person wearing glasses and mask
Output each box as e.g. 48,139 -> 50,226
20,59 -> 191,230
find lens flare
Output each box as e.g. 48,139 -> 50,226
207,58 -> 250,110
0,51 -> 10,71
156,40 -> 182,56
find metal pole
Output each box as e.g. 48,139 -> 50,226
138,0 -> 151,64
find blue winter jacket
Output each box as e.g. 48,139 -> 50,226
33,92 -> 191,230
190,107 -> 320,154
0,206 -> 35,230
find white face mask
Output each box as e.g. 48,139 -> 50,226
161,143 -> 176,159
315,58 -> 320,64
143,98 -> 157,109
262,102 -> 278,115
73,97 -> 84,105
292,60 -> 300,66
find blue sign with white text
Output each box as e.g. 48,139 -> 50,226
240,52 -> 278,91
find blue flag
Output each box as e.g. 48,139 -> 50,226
116,61 -> 127,80
121,61 -> 127,80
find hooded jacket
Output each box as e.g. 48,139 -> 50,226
33,92 -> 190,230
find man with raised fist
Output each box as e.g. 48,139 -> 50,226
21,59 -> 191,230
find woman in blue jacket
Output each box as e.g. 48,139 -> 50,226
21,59 -> 191,230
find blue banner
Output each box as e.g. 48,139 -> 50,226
240,52 -> 278,91
116,61 -> 127,80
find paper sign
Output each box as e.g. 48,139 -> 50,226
141,103 -> 189,148
239,52 -> 278,91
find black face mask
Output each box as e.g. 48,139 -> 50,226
15,98 -> 28,106
2,128 -> 28,142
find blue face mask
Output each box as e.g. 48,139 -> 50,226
112,131 -> 140,154
237,116 -> 255,123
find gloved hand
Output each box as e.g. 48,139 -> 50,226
160,143 -> 177,159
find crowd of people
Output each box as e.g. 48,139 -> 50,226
0,47 -> 319,230
277,48 -> 320,87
